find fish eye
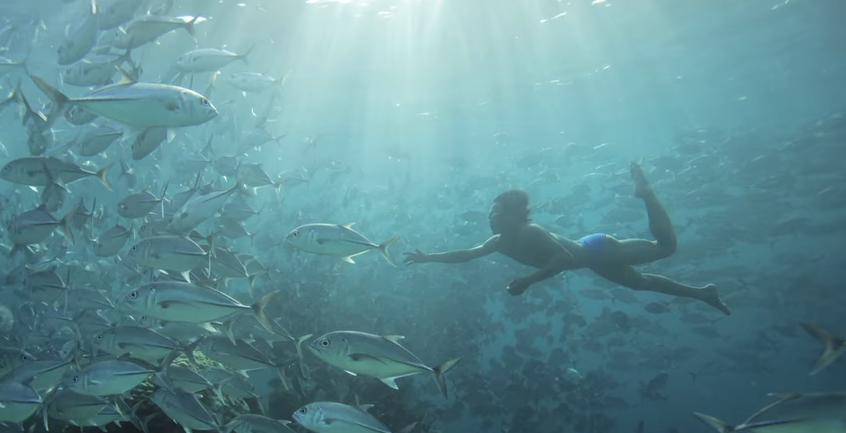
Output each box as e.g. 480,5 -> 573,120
128,291 -> 138,299
132,245 -> 138,251
72,376 -> 79,383
320,339 -> 329,347
201,98 -> 209,107
299,408 -> 308,414
291,231 -> 299,238
20,354 -> 29,361
95,334 -> 103,341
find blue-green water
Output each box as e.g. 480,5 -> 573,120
1,0 -> 844,432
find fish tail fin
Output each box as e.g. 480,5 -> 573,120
273,181 -> 283,200
182,337 -> 203,367
30,75 -> 70,129
1,80 -> 24,109
184,16 -> 200,40
240,44 -> 256,66
693,413 -> 735,433
279,69 -> 293,88
154,349 -> 181,390
295,333 -> 312,378
251,290 -> 281,334
59,205 -> 77,245
159,180 -> 169,217
377,236 -> 400,267
119,46 -> 135,69
801,322 -> 846,375
432,357 -> 461,398
96,163 -> 113,191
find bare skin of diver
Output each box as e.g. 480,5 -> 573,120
403,162 -> 731,316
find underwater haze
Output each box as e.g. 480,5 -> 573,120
1,0 -> 845,433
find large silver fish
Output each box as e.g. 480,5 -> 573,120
62,359 -> 155,396
293,402 -> 391,433
125,235 -> 210,280
119,281 -> 278,334
308,331 -> 461,398
117,183 -> 167,219
166,183 -> 240,234
0,156 -> 111,188
149,385 -> 223,433
228,72 -> 288,94
31,70 -> 217,129
175,47 -> 252,73
112,15 -> 199,49
285,223 -> 399,267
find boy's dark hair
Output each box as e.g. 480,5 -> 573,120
494,190 -> 531,222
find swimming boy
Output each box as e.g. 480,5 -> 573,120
403,162 -> 731,315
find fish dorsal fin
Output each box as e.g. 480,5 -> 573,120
339,222 -> 355,230
114,67 -> 137,85
383,335 -> 405,344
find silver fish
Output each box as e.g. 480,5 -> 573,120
309,331 -> 461,398
117,183 -> 167,218
120,281 -> 278,333
166,183 -> 240,234
149,386 -> 223,433
175,47 -> 252,73
198,367 -> 257,399
45,390 -> 111,427
7,206 -> 75,252
91,325 -> 184,362
92,222 -> 133,257
0,381 -> 42,424
113,15 -> 199,49
131,127 -> 168,160
228,71 -> 289,93
285,223 -> 398,267
168,365 -> 214,394
62,48 -> 134,87
0,156 -> 111,189
75,126 -> 123,156
126,235 -> 209,279
62,355 -> 171,396
31,70 -> 217,129
293,402 -> 391,433
65,104 -> 99,126
198,336 -> 278,371
1,358 -> 74,394
0,348 -> 36,377
65,288 -> 115,310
